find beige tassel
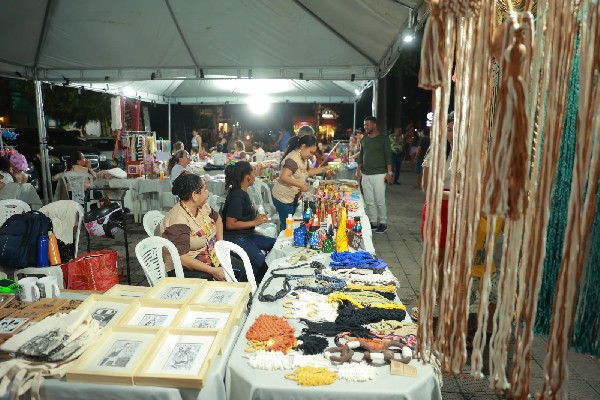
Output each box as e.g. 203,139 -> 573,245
482,15 -> 531,219
418,1 -> 445,90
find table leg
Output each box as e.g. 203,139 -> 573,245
121,189 -> 131,285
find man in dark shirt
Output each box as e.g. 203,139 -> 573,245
355,116 -> 393,234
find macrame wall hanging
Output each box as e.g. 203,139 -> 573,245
539,3 -> 600,399
417,0 -> 594,398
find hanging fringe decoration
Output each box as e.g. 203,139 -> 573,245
534,33 -> 580,337
539,2 -> 600,398
482,12 -> 533,219
418,0 -> 445,90
572,184 -> 600,357
509,0 -> 581,397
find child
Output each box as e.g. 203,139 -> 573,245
211,144 -> 227,165
251,142 -> 265,162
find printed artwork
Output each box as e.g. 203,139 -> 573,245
163,343 -> 202,371
191,317 -> 219,329
99,340 -> 141,368
207,290 -> 234,304
0,317 -> 28,333
18,328 -> 65,356
91,308 -> 119,328
138,314 -> 168,327
161,287 -> 190,300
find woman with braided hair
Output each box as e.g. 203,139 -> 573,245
221,161 -> 275,283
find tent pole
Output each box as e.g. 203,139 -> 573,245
371,79 -> 378,118
168,98 -> 172,145
353,101 -> 357,133
34,81 -> 52,204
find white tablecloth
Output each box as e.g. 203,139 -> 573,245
225,254 -> 441,400
0,183 -> 43,210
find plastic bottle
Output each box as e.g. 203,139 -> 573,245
48,232 -> 62,266
285,214 -> 294,237
352,217 -> 362,233
37,235 -> 49,267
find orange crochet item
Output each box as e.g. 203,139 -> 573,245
358,338 -> 386,351
246,314 -> 297,354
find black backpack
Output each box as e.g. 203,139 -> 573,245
0,211 -> 52,268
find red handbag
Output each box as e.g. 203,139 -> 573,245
62,251 -> 120,291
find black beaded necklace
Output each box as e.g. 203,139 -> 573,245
258,263 -> 321,302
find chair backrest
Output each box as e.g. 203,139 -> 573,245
0,199 -> 31,227
208,194 -> 225,213
258,181 -> 274,208
143,210 -> 166,236
135,236 -> 184,286
39,200 -> 85,260
214,240 -> 257,294
62,172 -> 94,206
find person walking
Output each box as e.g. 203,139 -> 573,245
355,116 -> 393,234
390,128 -> 405,185
415,128 -> 430,189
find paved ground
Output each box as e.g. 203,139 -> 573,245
87,163 -> 600,399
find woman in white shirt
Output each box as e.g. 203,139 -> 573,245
167,150 -> 192,181
251,142 -> 265,162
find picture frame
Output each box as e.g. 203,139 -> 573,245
0,317 -> 29,338
105,284 -> 150,299
190,282 -> 250,323
67,326 -> 160,385
76,295 -> 134,329
8,308 -> 51,322
24,298 -> 68,312
144,278 -> 206,303
172,305 -> 234,353
117,300 -> 184,328
133,328 -> 221,389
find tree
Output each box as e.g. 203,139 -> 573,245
8,79 -> 111,128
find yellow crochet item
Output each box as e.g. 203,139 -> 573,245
346,284 -> 397,293
336,207 -> 349,252
285,366 -> 337,386
328,292 -> 406,310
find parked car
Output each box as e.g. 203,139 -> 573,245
85,137 -> 116,170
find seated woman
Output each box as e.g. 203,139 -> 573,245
230,140 -> 247,161
172,141 -> 185,155
271,135 -> 331,225
251,142 -> 265,162
65,151 -> 98,199
160,174 -> 225,281
221,161 -> 275,284
0,157 -> 14,190
167,150 -> 192,181
9,152 -> 29,184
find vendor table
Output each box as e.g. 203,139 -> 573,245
0,183 -> 43,210
226,183 -> 440,400
225,258 -> 441,400
7,290 -> 247,400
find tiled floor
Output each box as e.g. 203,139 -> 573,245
88,163 -> 600,399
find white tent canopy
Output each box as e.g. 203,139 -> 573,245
77,79 -> 370,104
0,0 -> 420,83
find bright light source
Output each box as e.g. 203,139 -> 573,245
354,89 -> 361,96
248,95 -> 271,115
246,135 -> 250,140
403,96 -> 407,100
403,33 -> 414,43
122,86 -> 136,97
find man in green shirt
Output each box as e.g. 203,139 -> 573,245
355,116 -> 393,234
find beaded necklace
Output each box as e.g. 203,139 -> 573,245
258,264 -> 314,302
294,274 -> 346,295
179,201 -> 220,268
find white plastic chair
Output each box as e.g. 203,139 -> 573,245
135,236 -> 184,286
208,194 -> 225,213
0,199 -> 31,227
62,172 -> 98,211
143,210 -> 166,236
215,240 -> 257,294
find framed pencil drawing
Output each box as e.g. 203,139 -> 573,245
190,282 -> 250,323
133,329 -> 221,389
105,285 -> 149,298
144,278 -> 206,303
117,300 -> 183,328
173,305 -> 234,352
76,295 -> 133,329
67,326 -> 159,385
0,317 -> 29,338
